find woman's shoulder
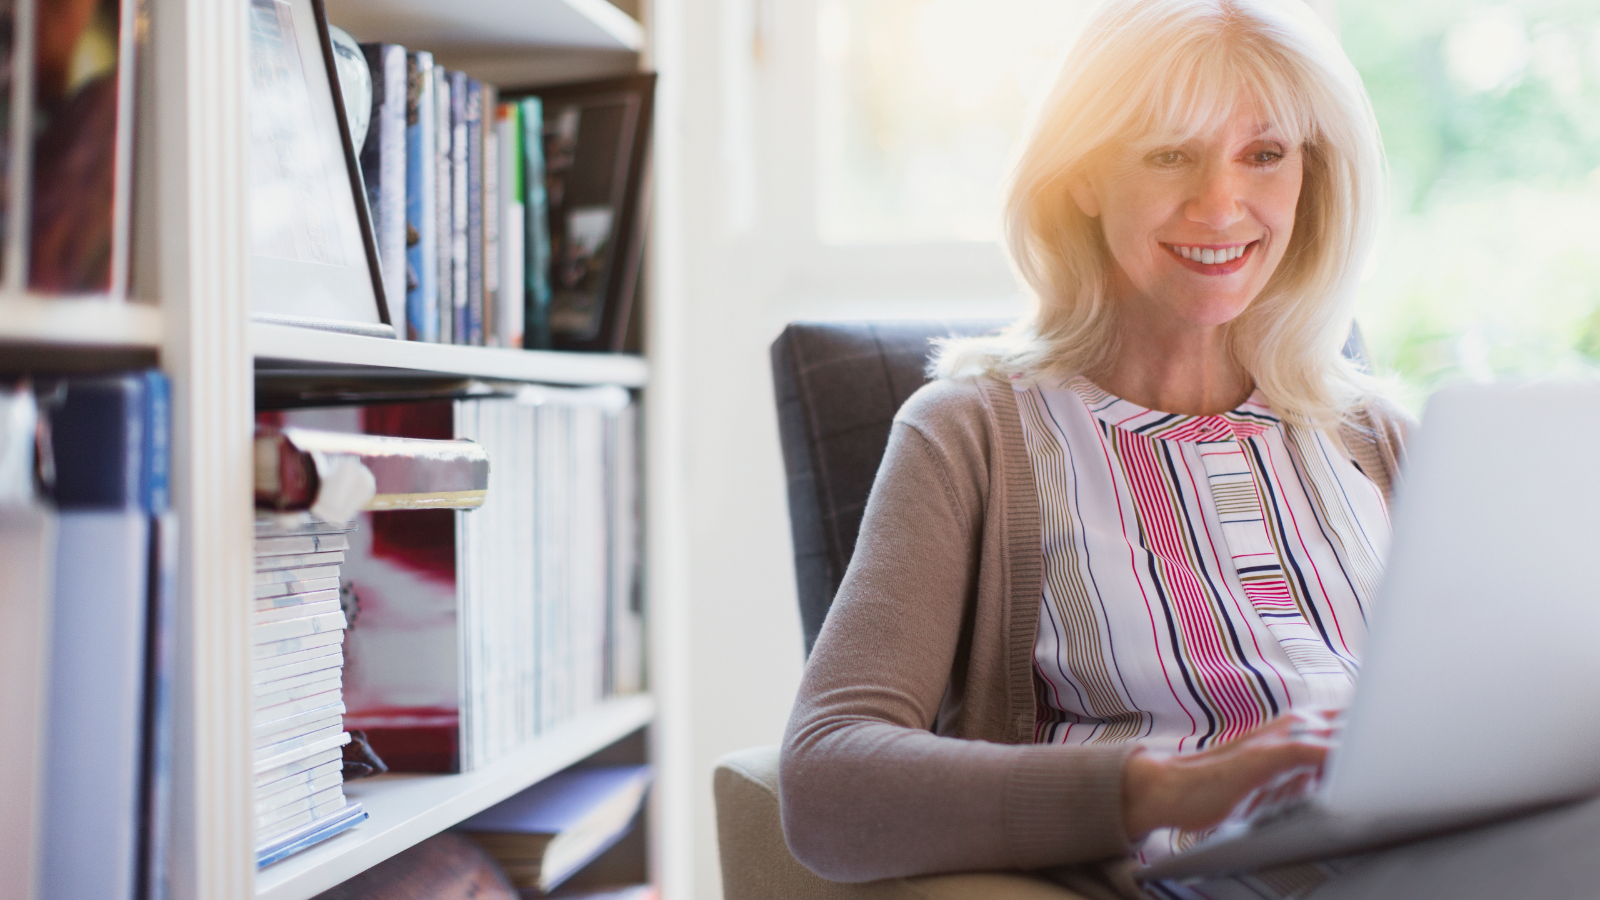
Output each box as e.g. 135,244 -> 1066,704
894,375 -> 1008,441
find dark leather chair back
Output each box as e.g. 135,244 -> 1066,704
771,320 -> 1006,655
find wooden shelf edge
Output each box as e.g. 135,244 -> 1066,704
254,694 -> 655,900
0,295 -> 163,348
250,322 -> 649,388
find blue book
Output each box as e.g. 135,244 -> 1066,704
38,371 -> 174,900
456,765 -> 651,892
520,97 -> 552,351
406,51 -> 439,342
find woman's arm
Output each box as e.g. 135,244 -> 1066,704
779,414 -> 1137,882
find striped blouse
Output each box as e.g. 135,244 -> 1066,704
1016,376 -> 1392,892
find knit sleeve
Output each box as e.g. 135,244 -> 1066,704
778,407 -> 1137,883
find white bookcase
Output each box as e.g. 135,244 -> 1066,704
0,0 -> 654,897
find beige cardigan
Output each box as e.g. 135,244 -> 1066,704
779,375 -> 1413,884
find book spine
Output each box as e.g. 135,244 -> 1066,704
359,44 -> 410,334
450,72 -> 469,344
465,78 -> 484,346
497,103 -> 525,349
405,52 -> 438,343
3,0 -> 34,291
482,84 -> 499,347
434,67 -> 453,344
141,370 -> 171,515
520,98 -> 552,350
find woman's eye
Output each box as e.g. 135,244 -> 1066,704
1248,150 -> 1284,165
1148,151 -> 1184,167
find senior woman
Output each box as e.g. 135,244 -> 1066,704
778,0 -> 1412,898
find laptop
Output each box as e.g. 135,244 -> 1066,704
1138,381 -> 1600,883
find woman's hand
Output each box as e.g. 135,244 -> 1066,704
1121,709 -> 1340,840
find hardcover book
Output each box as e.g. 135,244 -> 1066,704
406,51 -> 439,342
465,77 -> 485,346
359,42 -> 409,333
28,0 -> 137,296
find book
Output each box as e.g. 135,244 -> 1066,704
0,385 -> 51,900
28,0 -> 138,295
456,765 -> 652,893
256,532 -> 352,556
0,4 -> 32,290
466,77 -> 485,345
256,549 -> 347,571
483,82 -> 499,347
450,70 -> 469,343
252,647 -> 344,683
497,102 -> 525,349
254,426 -> 490,513
256,596 -> 341,624
359,43 -> 409,333
35,371 -> 172,900
434,65 -> 454,344
256,576 -> 341,599
406,51 -> 439,342
520,97 -> 553,350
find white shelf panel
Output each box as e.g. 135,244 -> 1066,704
0,295 -> 162,348
251,323 -> 648,387
255,694 -> 655,900
325,0 -> 644,53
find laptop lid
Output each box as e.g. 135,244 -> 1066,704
1321,382 -> 1600,824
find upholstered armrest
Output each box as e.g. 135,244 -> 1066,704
713,746 -> 1091,900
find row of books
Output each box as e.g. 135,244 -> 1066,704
0,0 -> 137,296
355,42 -> 654,352
260,385 -> 642,775
0,373 -> 174,900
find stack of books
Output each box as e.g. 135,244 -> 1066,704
252,515 -> 367,867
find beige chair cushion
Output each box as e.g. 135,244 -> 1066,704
714,746 -> 1091,900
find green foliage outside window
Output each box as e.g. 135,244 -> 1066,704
1344,0 -> 1600,409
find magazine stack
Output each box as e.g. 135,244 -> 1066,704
252,515 -> 367,867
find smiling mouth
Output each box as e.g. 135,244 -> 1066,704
1161,241 -> 1258,273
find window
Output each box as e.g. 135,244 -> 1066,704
815,0 -> 1093,244
1344,0 -> 1600,408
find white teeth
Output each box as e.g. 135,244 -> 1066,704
1169,243 -> 1250,263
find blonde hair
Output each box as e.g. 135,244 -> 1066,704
934,0 -> 1386,429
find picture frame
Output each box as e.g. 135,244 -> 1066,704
246,0 -> 393,338
508,73 -> 655,353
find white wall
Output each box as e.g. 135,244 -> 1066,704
646,2 -> 1022,898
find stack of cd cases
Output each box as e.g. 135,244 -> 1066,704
253,514 -> 367,867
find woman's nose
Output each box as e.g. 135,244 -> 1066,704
1184,164 -> 1245,231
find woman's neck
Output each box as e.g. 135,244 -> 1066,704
1091,324 -> 1253,416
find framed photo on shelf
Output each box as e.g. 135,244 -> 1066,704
510,73 -> 655,353
246,0 -> 394,337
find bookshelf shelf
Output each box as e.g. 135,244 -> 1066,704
0,296 -> 163,348
251,322 -> 649,387
324,0 -> 644,53
254,693 -> 656,900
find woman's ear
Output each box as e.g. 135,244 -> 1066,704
1067,173 -> 1101,218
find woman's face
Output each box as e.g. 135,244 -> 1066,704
1069,106 -> 1304,334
